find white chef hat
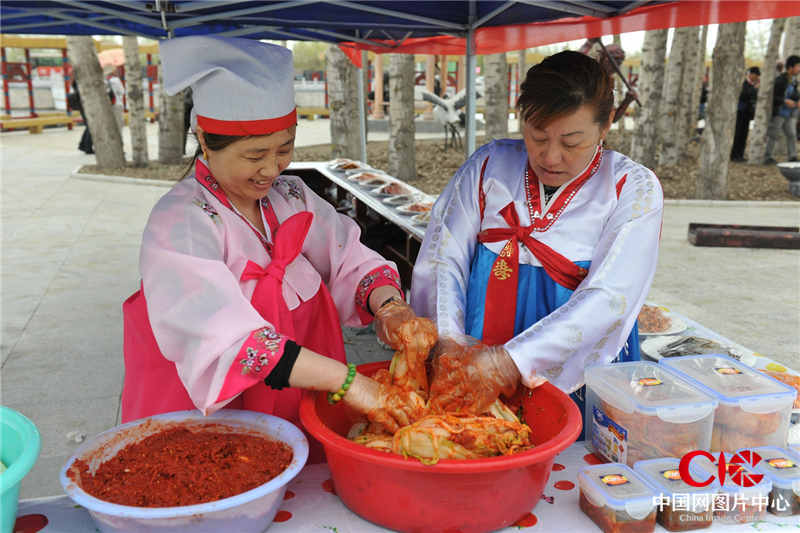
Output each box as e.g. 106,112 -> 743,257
159,36 -> 296,136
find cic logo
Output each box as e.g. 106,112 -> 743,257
678,450 -> 764,488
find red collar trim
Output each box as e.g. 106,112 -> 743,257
526,147 -> 603,231
197,108 -> 297,136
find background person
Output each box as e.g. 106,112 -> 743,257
121,36 -> 422,461
764,55 -> 800,164
730,66 -> 760,162
411,51 -> 663,436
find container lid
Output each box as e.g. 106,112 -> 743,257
584,361 -> 717,423
747,446 -> 800,493
660,354 -> 796,411
688,453 -> 772,498
578,463 -> 657,519
634,457 -> 715,497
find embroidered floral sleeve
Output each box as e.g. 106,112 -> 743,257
215,325 -> 289,405
354,265 -> 402,324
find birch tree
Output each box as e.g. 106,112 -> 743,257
783,16 -> 800,59
612,34 -> 626,134
123,36 -> 148,167
747,18 -> 786,164
688,25 -> 709,138
157,66 -> 184,164
326,45 -> 360,160
630,29 -> 668,170
697,22 -> 745,199
484,52 -> 509,140
659,27 -> 694,166
517,49 -> 526,132
66,36 -> 125,169
387,54 -> 416,181
678,27 -> 700,146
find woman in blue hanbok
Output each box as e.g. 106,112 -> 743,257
411,51 -> 663,437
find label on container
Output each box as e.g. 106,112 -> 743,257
591,405 -> 628,464
766,457 -> 796,469
661,469 -> 682,481
715,366 -> 742,375
637,377 -> 662,386
600,474 -> 630,486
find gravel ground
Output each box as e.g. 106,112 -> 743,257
78,130 -> 798,201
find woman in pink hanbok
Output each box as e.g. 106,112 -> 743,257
121,36 -> 419,461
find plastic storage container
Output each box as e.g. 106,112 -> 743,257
0,406 -> 41,533
584,361 -> 718,466
634,457 -> 714,531
300,361 -> 582,533
578,463 -> 658,533
60,410 -> 308,533
746,445 -> 800,516
661,354 -> 796,452
689,452 -> 772,524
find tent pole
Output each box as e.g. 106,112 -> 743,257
358,49 -> 368,164
465,27 -> 477,156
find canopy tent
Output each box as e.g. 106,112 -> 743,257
3,0 -> 799,156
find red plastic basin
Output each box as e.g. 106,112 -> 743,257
299,361 -> 582,533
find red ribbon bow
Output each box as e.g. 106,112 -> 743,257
240,211 -> 313,338
477,202 -> 587,345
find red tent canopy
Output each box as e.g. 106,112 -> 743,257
340,1 -> 800,66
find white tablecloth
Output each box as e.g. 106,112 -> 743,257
16,442 -> 800,532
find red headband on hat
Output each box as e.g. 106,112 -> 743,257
197,108 -> 298,136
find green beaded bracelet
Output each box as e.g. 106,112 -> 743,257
328,363 -> 357,404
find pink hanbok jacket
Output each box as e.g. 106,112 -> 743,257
121,160 -> 400,442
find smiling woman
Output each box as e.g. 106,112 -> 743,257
121,36 -> 425,463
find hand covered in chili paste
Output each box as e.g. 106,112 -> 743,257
428,337 -> 523,416
344,373 -> 426,433
374,298 -> 418,350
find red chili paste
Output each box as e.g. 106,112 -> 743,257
70,425 -> 293,507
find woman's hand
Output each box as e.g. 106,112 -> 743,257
343,373 -> 425,433
428,339 -> 522,415
374,298 -> 418,349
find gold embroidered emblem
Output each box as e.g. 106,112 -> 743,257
493,259 -> 513,280
500,241 -> 514,258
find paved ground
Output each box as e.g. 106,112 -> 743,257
1,121 -> 798,499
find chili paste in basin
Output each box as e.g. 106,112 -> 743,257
68,424 -> 293,507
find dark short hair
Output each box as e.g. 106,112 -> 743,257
748,66 -> 761,76
517,51 -> 613,128
787,55 -> 800,69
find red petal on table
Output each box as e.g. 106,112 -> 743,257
283,490 -> 295,500
273,510 -> 292,522
554,480 -> 575,490
513,512 -> 538,527
322,478 -> 336,494
583,453 -> 604,465
552,463 -> 565,471
13,514 -> 49,533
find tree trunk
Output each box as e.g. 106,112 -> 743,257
516,49 -> 526,132
326,45 -> 360,160
688,25 -> 709,138
123,36 -> 148,167
484,52 -> 509,140
659,27 -> 694,166
612,34 -> 626,134
747,18 -> 786,164
678,27 -> 700,146
782,16 -> 800,59
631,29 -> 668,170
66,36 -> 125,169
697,22 -> 746,199
388,54 -> 416,181
157,65 -> 185,164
